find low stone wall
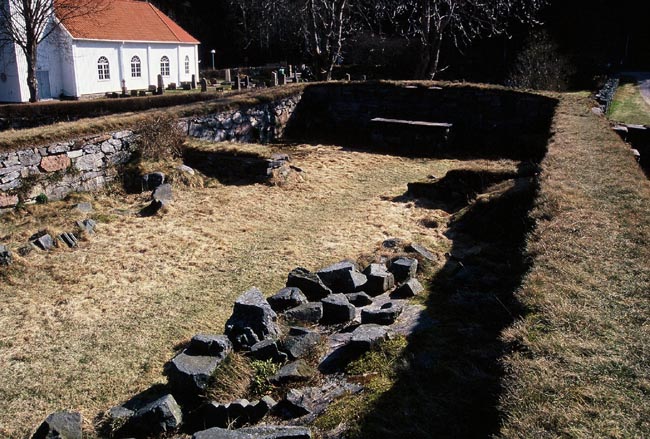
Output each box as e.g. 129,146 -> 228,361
0,131 -> 135,208
0,95 -> 302,210
184,95 -> 301,143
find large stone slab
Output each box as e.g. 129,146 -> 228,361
32,411 -> 82,439
320,294 -> 355,324
286,267 -> 332,301
283,302 -> 323,324
389,257 -> 418,283
122,394 -> 182,436
225,287 -> 281,350
362,263 -> 395,296
348,324 -> 390,353
188,334 -> 232,357
0,193 -> 18,208
167,350 -> 224,395
251,339 -> 288,363
282,327 -> 322,360
361,302 -> 403,325
392,278 -> 424,298
271,360 -> 314,384
267,287 -> 308,312
193,425 -> 311,439
316,261 -> 367,293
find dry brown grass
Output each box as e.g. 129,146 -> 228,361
499,95 -> 650,438
0,140 -> 513,437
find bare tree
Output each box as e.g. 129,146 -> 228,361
0,0 -> 104,102
373,0 -> 547,79
228,0 -> 352,81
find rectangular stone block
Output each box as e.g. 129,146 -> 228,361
75,153 -> 104,171
67,150 -> 83,159
1,171 -> 20,183
18,149 -> 41,166
0,165 -> 21,176
0,193 -> 18,208
40,154 -> 71,172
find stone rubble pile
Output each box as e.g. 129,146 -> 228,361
31,243 -> 435,439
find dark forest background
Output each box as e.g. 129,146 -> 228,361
152,0 -> 650,90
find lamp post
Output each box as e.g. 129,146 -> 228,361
211,49 -> 216,70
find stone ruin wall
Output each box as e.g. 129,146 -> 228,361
0,95 -> 302,210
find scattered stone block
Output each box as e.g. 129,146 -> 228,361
225,287 -> 281,350
276,389 -> 312,419
392,278 -> 424,298
317,261 -> 367,293
0,245 -> 12,266
18,244 -> 34,257
31,233 -> 54,251
76,219 -> 96,234
320,294 -> 355,324
58,232 -> 78,248
177,164 -> 196,175
193,425 -> 312,439
250,395 -> 277,423
167,350 -> 224,395
361,302 -> 403,325
382,238 -> 405,249
32,411 -> 82,439
345,291 -> 373,307
74,202 -> 93,213
142,172 -> 165,191
122,394 -> 183,436
251,339 -> 288,363
104,405 -> 134,432
286,267 -> 332,301
267,287 -> 308,312
389,257 -> 418,283
271,360 -> 314,384
188,334 -> 232,357
348,324 -> 390,353
226,399 -> 251,425
153,183 -> 173,206
282,327 -> 321,360
283,302 -> 323,324
408,243 -> 436,261
362,263 -> 395,295
187,401 -> 228,431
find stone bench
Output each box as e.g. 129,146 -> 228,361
369,117 -> 453,154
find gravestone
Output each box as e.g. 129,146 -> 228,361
278,73 -> 287,86
288,65 -> 293,78
224,69 -> 231,83
345,73 -> 351,81
157,74 -> 164,95
272,71 -> 278,86
234,76 -> 241,91
242,76 -> 249,89
191,74 -> 197,89
121,79 -> 127,96
200,78 -> 208,92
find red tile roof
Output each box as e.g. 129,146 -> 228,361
57,0 -> 199,44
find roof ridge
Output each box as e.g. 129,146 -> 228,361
148,2 -> 182,43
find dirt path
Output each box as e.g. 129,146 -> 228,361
0,144 -> 515,437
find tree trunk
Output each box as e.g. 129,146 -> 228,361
427,34 -> 444,79
25,41 -> 39,102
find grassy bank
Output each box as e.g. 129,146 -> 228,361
608,82 -> 650,125
499,95 -> 650,437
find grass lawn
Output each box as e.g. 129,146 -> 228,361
0,140 -> 517,437
608,82 -> 650,125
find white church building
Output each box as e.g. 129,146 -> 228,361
0,0 -> 200,102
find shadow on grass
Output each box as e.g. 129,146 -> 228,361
354,171 -> 540,438
182,146 -> 270,186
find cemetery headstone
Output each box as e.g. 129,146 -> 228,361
272,71 -> 278,86
278,73 -> 287,86
200,78 -> 208,92
157,74 -> 164,95
234,76 -> 241,91
191,74 -> 197,89
224,69 -> 231,83
345,73 -> 351,81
